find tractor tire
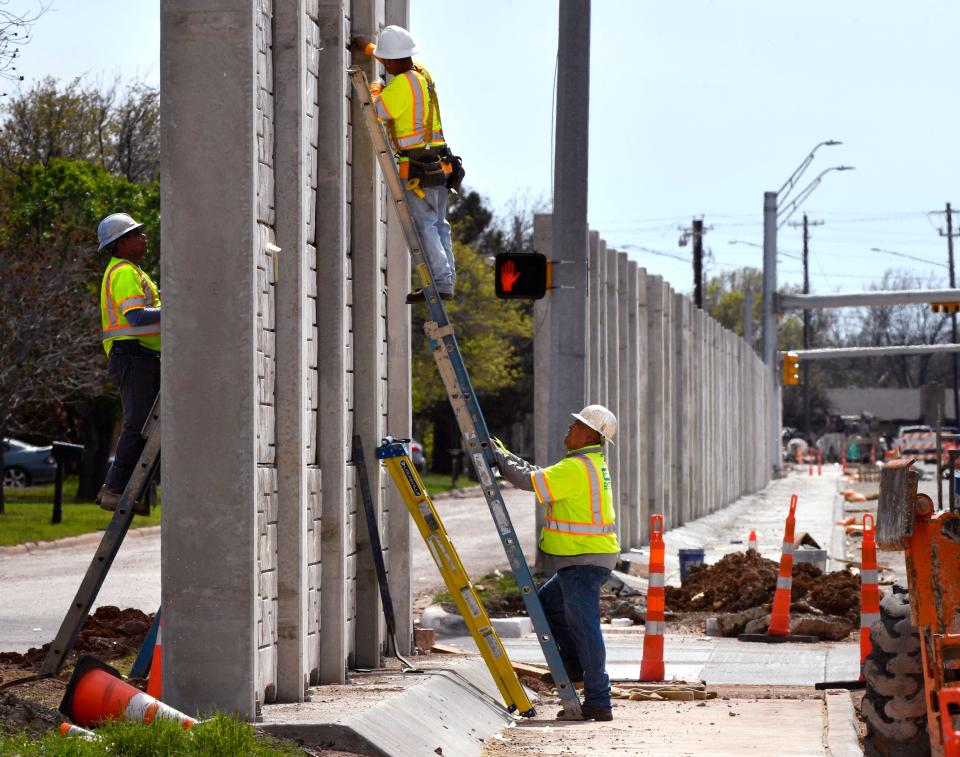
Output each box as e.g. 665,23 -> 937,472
862,585 -> 930,757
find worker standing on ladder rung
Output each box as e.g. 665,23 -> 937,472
493,405 -> 621,722
95,213 -> 160,516
352,25 -> 464,304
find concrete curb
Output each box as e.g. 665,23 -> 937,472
0,526 -> 160,558
421,604 -> 533,638
824,691 -> 863,757
259,661 -> 517,757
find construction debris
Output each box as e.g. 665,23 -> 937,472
0,691 -> 63,737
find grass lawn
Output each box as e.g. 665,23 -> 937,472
0,715 -> 301,756
0,478 -> 160,547
419,472 -> 478,496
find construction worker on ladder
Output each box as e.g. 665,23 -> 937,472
494,405 -> 620,722
352,25 -> 463,304
95,213 -> 159,515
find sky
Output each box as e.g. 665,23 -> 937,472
9,0 -> 960,297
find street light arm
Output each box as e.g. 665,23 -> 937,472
777,166 -> 854,229
776,140 -> 842,203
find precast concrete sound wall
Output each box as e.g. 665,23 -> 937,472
533,214 -> 774,549
161,0 -> 410,719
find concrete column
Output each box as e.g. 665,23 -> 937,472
691,308 -> 703,518
384,0 -> 412,656
588,231 -> 601,402
350,0 -> 387,672
634,266 -> 648,545
662,285 -> 675,527
605,245 -> 620,523
314,0 -> 350,684
596,237 -> 607,407
161,1 -> 261,718
548,0 -> 590,465
645,276 -> 664,537
533,214 -> 553,546
670,293 -> 683,527
273,0 -> 309,703
620,253 -> 640,549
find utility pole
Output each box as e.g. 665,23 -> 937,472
790,213 -> 822,442
762,192 -> 779,472
692,218 -> 704,308
940,203 -> 960,423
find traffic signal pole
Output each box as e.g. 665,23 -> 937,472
944,203 -> 959,424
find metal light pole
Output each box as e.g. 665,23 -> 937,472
761,140 -> 846,473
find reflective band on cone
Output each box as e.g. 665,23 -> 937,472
859,513 -> 881,677
640,514 -> 666,682
768,494 -> 799,636
60,655 -> 197,730
59,722 -> 99,741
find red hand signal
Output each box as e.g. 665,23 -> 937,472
500,260 -> 522,292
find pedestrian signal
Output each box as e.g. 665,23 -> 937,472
782,352 -> 800,386
932,303 -> 960,314
494,253 -> 548,300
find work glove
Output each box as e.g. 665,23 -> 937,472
368,82 -> 383,98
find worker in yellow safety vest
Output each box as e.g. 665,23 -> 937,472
494,405 -> 620,722
96,213 -> 160,515
352,25 -> 464,304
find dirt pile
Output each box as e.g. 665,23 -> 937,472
665,551 -> 862,620
0,606 -> 153,671
0,692 -> 63,737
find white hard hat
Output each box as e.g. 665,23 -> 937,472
572,405 -> 618,444
373,25 -> 420,59
97,213 -> 143,252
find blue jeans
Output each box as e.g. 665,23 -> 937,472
538,565 -> 612,709
405,184 -> 455,294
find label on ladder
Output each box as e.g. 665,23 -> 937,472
377,439 -> 534,717
350,66 -> 580,717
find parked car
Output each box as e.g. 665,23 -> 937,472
408,439 -> 425,475
2,438 -> 57,487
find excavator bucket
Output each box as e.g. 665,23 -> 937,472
876,458 -> 920,550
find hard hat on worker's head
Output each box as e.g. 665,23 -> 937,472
373,25 -> 420,60
572,405 -> 618,444
97,213 -> 144,252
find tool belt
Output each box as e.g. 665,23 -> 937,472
398,146 -> 466,194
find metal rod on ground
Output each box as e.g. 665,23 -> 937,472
351,435 -> 415,672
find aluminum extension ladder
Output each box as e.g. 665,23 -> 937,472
39,396 -> 161,677
349,66 -> 582,717
377,438 -> 534,715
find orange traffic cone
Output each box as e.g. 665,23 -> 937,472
859,514 -> 881,675
60,655 -> 196,730
748,530 -> 758,553
640,514 -> 665,682
59,722 -> 99,740
146,620 -> 162,699
767,494 -> 798,636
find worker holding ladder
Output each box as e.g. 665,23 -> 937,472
352,25 -> 463,304
494,405 -> 621,721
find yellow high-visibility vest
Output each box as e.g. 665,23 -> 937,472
374,65 -> 445,153
531,445 -> 620,556
100,257 -> 161,355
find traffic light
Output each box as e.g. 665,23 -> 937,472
782,352 -> 800,386
932,303 -> 960,314
494,253 -> 548,299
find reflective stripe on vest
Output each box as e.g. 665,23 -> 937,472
102,260 -> 159,341
539,448 -> 614,537
376,67 -> 446,152
543,519 -> 617,535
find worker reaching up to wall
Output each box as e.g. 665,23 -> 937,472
493,405 -> 621,722
352,25 -> 464,304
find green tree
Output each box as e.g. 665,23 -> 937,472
0,158 -> 159,509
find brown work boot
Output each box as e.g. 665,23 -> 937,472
405,289 -> 453,304
97,485 -> 150,516
581,705 -> 613,721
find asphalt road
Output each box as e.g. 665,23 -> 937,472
0,529 -> 161,653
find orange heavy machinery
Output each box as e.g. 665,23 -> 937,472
867,457 -> 960,757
